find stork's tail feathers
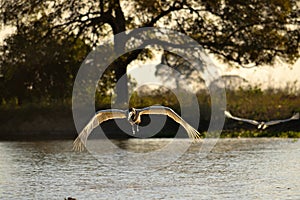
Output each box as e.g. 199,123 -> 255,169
292,112 -> 299,120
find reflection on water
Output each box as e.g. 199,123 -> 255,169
0,138 -> 299,199
112,139 -> 172,153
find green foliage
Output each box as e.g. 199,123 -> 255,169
1,0 -> 299,106
223,85 -> 300,137
94,73 -> 137,109
0,20 -> 91,105
0,0 -> 299,109
226,85 -> 300,121
190,0 -> 299,66
0,102 -> 75,136
126,85 -> 300,137
0,84 -> 299,137
129,88 -> 180,110
221,130 -> 300,138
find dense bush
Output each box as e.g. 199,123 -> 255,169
0,85 -> 299,138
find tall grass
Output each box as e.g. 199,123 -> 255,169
0,84 -> 299,137
226,85 -> 300,121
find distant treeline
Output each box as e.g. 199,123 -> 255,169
0,85 -> 299,139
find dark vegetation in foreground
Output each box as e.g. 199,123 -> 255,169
0,86 -> 299,140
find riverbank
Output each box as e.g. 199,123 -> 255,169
0,104 -> 76,140
0,104 -> 299,140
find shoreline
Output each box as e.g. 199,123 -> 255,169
1,106 -> 299,140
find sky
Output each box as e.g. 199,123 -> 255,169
0,26 -> 15,42
128,53 -> 300,91
223,59 -> 300,90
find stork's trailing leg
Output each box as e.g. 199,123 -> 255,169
130,124 -> 139,135
131,125 -> 136,135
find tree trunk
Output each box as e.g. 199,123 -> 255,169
112,30 -> 128,107
114,64 -> 128,107
109,0 -> 128,108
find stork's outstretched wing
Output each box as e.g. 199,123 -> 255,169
224,111 -> 260,126
264,112 -> 299,126
139,106 -> 202,141
73,109 -> 126,151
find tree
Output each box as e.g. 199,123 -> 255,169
0,18 -> 90,104
1,0 -> 299,106
155,50 -> 206,92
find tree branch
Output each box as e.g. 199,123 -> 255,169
110,0 -> 126,34
145,2 -> 185,27
100,0 -> 104,15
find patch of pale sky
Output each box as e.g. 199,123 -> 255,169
0,26 -> 16,43
223,59 -> 300,90
128,52 -> 300,91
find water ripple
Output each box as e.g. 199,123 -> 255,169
0,138 -> 299,199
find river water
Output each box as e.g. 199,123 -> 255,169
0,138 -> 299,199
